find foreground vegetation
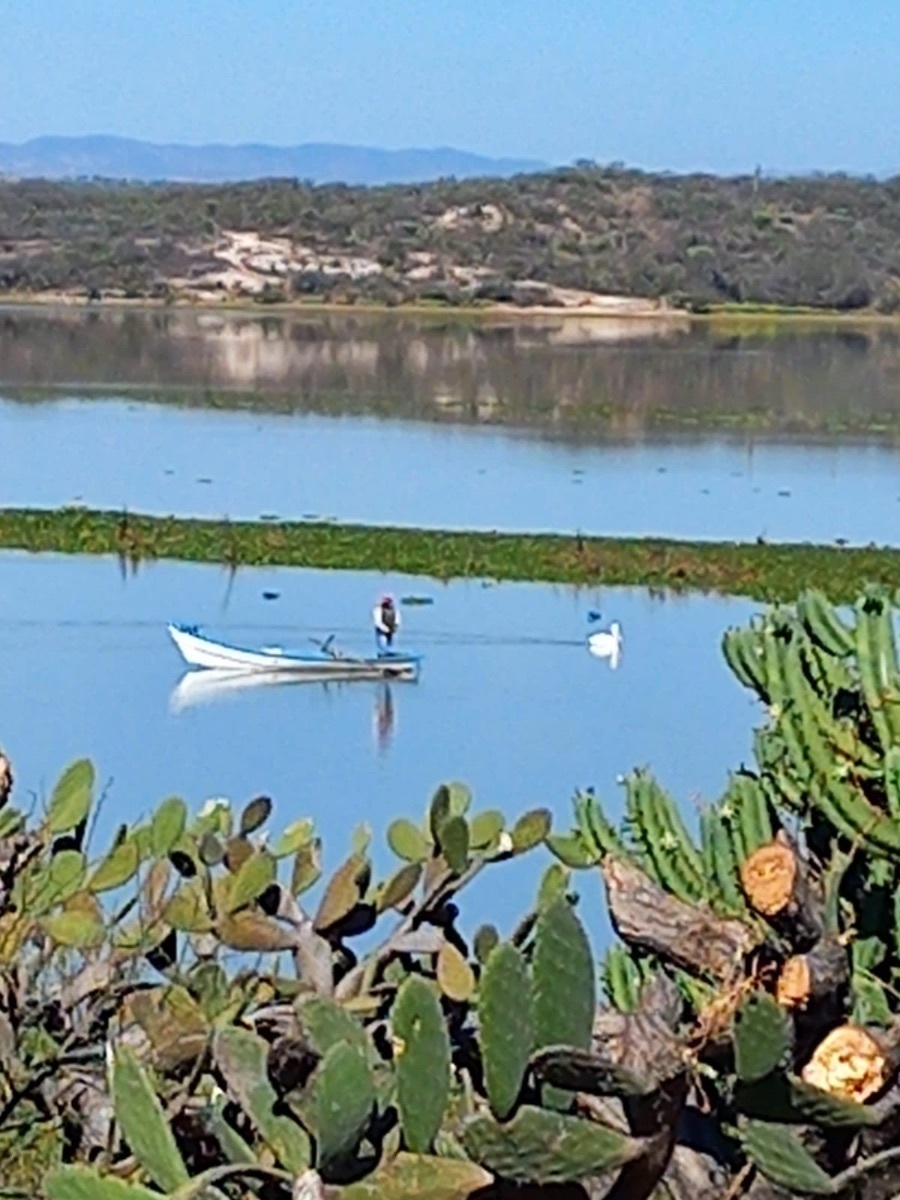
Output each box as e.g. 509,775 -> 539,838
1,506 -> 899,603
7,584 -> 900,1197
3,165 -> 900,311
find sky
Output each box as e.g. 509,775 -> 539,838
0,0 -> 897,175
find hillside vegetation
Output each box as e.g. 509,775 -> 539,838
0,164 -> 899,311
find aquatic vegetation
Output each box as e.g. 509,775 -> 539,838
1,504 -> 900,602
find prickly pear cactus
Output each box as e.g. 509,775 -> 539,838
391,975 -> 450,1153
307,1042 -> 375,1170
461,1105 -> 648,1185
478,941 -> 534,1120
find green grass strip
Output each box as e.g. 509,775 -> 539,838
0,506 -> 896,603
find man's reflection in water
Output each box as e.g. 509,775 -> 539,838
373,683 -> 395,754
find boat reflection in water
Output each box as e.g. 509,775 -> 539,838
372,683 -> 395,755
169,671 -> 400,755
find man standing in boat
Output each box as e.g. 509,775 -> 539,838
373,594 -> 400,653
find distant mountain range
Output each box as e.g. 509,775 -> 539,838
0,135 -> 549,186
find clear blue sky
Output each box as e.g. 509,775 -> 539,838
0,0 -> 896,174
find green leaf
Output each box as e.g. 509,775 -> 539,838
45,1165 -> 163,1200
469,809 -> 505,850
378,863 -> 422,912
40,909 -> 105,948
545,832 -> 597,868
392,975 -> 451,1152
339,1153 -> 491,1200
272,817 -> 315,858
438,816 -> 469,874
213,1025 -> 311,1172
387,818 -> 431,863
533,897 -> 595,1109
300,996 -> 372,1060
150,796 -> 187,856
429,787 -> 452,842
462,1105 -> 649,1185
314,853 -> 369,932
239,794 -> 272,835
480,942 -> 534,1119
226,850 -> 277,914
292,838 -> 322,895
734,993 -> 792,1083
89,839 -> 140,893
30,849 -> 87,913
163,881 -> 212,933
511,808 -> 552,854
537,863 -> 570,910
310,1041 -> 376,1168
46,758 -> 94,834
436,942 -> 475,1002
111,1044 -> 189,1191
474,924 -> 500,964
740,1119 -> 835,1194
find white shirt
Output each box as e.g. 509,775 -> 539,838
373,604 -> 401,633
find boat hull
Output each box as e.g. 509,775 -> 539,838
168,624 -> 420,680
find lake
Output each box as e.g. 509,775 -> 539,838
0,550 -> 760,946
3,308 -> 900,545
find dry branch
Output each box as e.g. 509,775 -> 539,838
601,856 -> 758,980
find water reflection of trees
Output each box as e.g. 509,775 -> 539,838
4,310 -> 900,444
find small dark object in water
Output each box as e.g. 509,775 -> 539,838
262,590 -> 280,601
587,610 -> 602,623
778,489 -> 792,498
400,595 -> 434,606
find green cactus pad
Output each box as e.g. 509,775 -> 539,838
110,1045 -> 189,1191
734,1073 -> 881,1130
45,1167 -> 163,1200
308,1041 -> 375,1169
740,1119 -> 835,1195
533,897 -> 595,1053
387,817 -> 431,863
46,758 -> 94,834
339,1152 -> 492,1200
479,941 -> 534,1119
545,831 -> 598,868
437,814 -> 469,874
391,974 -> 451,1152
733,992 -> 792,1082
299,996 -> 372,1060
510,808 -> 552,854
213,1026 -> 311,1172
461,1105 -> 649,1184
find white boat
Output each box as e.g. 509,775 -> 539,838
167,623 -> 421,681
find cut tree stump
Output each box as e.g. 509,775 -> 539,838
739,830 -> 824,948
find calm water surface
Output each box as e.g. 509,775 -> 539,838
0,551 -> 760,945
2,397 -> 900,545
2,309 -> 900,545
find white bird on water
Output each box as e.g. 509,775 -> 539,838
588,620 -> 623,669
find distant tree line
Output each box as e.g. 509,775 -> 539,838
0,165 -> 899,310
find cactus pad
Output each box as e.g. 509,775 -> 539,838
533,897 -> 595,1053
461,1105 -> 649,1184
391,974 -> 451,1152
733,992 -> 792,1082
308,1041 -> 375,1170
478,941 -> 534,1119
740,1120 -> 835,1195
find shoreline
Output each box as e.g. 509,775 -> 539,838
0,506 -> 897,602
1,292 -> 899,327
